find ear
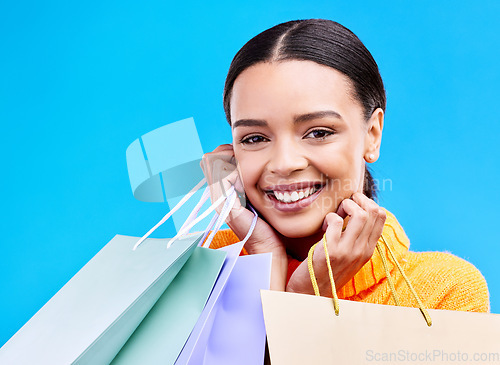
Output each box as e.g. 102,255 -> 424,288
363,108 -> 384,163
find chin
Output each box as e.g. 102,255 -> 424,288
268,216 -> 323,239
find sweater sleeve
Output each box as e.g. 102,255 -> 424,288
435,257 -> 490,313
407,251 -> 490,313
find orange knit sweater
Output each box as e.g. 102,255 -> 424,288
209,209 -> 490,312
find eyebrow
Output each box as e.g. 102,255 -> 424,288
232,110 -> 342,129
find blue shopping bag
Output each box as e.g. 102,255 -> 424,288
110,245 -> 226,364
107,174 -> 258,365
0,176 -> 251,365
0,233 -> 202,365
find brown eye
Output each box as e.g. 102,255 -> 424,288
305,129 -> 334,140
240,135 -> 268,145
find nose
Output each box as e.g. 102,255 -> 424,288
267,139 -> 309,176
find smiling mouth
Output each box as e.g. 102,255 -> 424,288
264,183 -> 325,203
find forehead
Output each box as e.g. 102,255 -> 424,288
230,60 -> 362,124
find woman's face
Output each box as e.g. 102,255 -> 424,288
231,60 -> 383,238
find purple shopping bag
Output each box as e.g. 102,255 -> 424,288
176,250 -> 271,365
175,242 -> 243,364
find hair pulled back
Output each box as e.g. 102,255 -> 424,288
223,19 -> 385,200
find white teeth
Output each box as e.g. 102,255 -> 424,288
272,186 -> 320,203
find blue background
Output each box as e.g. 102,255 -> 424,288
1,0 -> 499,346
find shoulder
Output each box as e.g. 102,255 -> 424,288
404,251 -> 490,312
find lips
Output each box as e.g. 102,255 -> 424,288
262,182 -> 326,212
266,186 -> 321,203
263,181 -> 324,192
263,182 -> 324,201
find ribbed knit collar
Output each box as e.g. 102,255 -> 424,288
338,208 -> 410,299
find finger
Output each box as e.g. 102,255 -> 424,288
209,161 -> 251,226
206,145 -> 234,168
320,212 -> 343,254
209,159 -> 239,203
203,152 -> 235,178
201,144 -> 234,168
200,153 -> 237,210
212,143 -> 233,153
334,201 -> 350,231
336,198 -> 369,248
308,212 -> 342,296
201,147 -> 237,186
367,208 -> 386,249
215,169 -> 256,238
215,163 -> 245,200
200,144 -> 232,168
199,144 -> 253,229
201,148 -> 244,205
351,193 -> 377,239
364,206 -> 387,249
235,162 -> 245,193
351,193 -> 385,250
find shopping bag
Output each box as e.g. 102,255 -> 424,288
108,174 -> 259,365
0,175 -> 244,365
0,232 -> 203,365
110,245 -> 226,364
176,249 -> 272,365
0,129 -> 258,365
200,253 -> 272,364
174,242 -> 245,365
174,193 -> 255,364
261,290 -> 500,365
262,234 -> 500,365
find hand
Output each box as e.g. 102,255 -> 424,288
200,144 -> 289,290
285,192 -> 387,296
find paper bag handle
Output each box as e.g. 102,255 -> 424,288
133,178 -> 257,250
307,234 -> 433,327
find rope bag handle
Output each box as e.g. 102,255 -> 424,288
308,234 -> 433,327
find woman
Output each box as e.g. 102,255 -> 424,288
201,19 -> 489,312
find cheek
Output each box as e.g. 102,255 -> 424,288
315,148 -> 363,193
234,152 -> 264,191
318,146 -> 357,175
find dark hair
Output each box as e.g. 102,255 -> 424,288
223,19 -> 385,200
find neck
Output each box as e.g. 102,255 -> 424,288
279,229 -> 325,261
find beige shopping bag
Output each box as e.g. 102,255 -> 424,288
261,290 -> 500,365
263,233 -> 500,364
